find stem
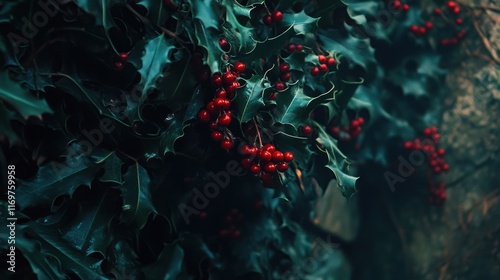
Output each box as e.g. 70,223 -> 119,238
253,118 -> 263,147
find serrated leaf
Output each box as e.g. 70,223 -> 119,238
233,75 -> 268,123
61,189 -> 118,255
281,10 -> 319,34
274,83 -> 334,129
334,78 -> 363,109
96,151 -> 123,184
0,71 -> 52,118
73,0 -> 124,28
22,223 -> 107,279
243,25 -> 296,60
222,0 -> 256,53
120,162 -> 156,228
137,0 -> 169,25
18,155 -> 101,209
313,122 -> 358,199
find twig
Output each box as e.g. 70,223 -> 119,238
253,118 -> 263,147
473,20 -> 500,64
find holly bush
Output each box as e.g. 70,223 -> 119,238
0,0 -> 456,279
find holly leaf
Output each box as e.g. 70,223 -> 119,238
281,10 -> 319,34
95,151 -> 123,184
136,0 -> 169,25
0,70 -> 52,118
61,189 -> 118,255
233,74 -> 269,124
18,155 -> 101,209
20,223 -> 107,279
334,78 -> 364,109
73,0 -> 124,28
274,82 -> 334,130
120,162 -> 156,228
243,25 -> 296,60
313,122 -> 358,199
222,0 -> 256,53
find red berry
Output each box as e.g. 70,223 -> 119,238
317,55 -> 327,64
442,163 -> 449,171
198,110 -> 211,122
296,44 -> 303,52
250,164 -> 261,174
115,61 -> 123,71
357,117 -> 364,125
453,7 -> 460,14
214,98 -> 226,109
283,151 -> 294,162
403,141 -> 413,149
269,93 -> 277,100
263,144 -> 276,153
350,120 -> 360,128
301,125 -> 312,135
216,89 -> 226,99
241,158 -> 252,169
264,162 -> 276,173
221,139 -> 233,150
209,121 -> 218,130
119,52 -> 128,62
418,27 -> 426,35
272,10 -> 283,22
263,15 -> 272,25
424,21 -> 433,30
211,131 -> 223,141
438,148 -> 445,156
392,0 -> 401,9
286,43 -> 296,52
432,133 -> 441,142
234,62 -> 246,73
410,25 -> 419,34
275,82 -> 285,91
222,72 -> 237,85
259,150 -> 272,162
319,64 -> 328,73
433,166 -> 441,173
211,73 -> 222,88
272,151 -> 284,162
218,114 -> 231,126
281,72 -> 291,82
277,162 -> 289,172
279,63 -> 290,73
447,1 -> 457,9
310,67 -> 320,76
450,38 -> 458,45
331,127 -> 340,136
455,18 -> 463,25
226,81 -> 240,94
423,127 -> 432,136
327,57 -> 335,66
434,8 -> 441,15
402,4 -> 409,11
219,38 -> 229,51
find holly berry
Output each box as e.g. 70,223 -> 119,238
437,148 -> 445,156
198,110 -> 211,122
218,114 -> 231,126
442,163 -> 449,171
211,73 -> 222,88
259,150 -> 272,162
447,1 -> 457,9
317,55 -> 327,64
114,61 -> 123,71
327,57 -> 335,66
275,82 -> 285,91
264,162 -> 276,173
418,27 -> 426,35
211,131 -> 223,142
263,144 -> 276,153
452,7 -> 460,14
221,139 -> 233,150
272,151 -> 284,162
250,164 -> 261,174
301,125 -> 312,135
433,8 -> 441,15
222,72 -> 237,85
455,18 -> 463,25
272,10 -> 283,22
234,62 -> 246,73
119,52 -> 128,62
392,0 -> 401,9
281,72 -> 291,82
425,21 -> 433,30
216,89 -> 227,98
410,25 -> 419,34
296,44 -> 303,52
219,38 -> 229,51
241,158 -> 252,169
277,162 -> 289,172
269,93 -> 277,100
403,141 -> 413,149
283,151 -> 294,162
319,64 -> 328,73
287,43 -> 296,52
310,67 -> 320,76
209,121 -> 218,130
402,4 -> 409,11
279,63 -> 290,73
226,81 -> 240,94
263,15 -> 272,25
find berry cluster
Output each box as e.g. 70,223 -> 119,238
269,58 -> 294,100
403,126 -> 449,205
198,63 -> 245,150
286,42 -> 303,53
392,1 -> 410,12
263,10 -> 283,25
114,52 -> 128,71
310,55 -> 336,76
218,208 -> 244,240
403,126 -> 449,174
330,116 -> 365,142
240,143 -> 293,187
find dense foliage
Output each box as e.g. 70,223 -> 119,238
0,0 -> 455,279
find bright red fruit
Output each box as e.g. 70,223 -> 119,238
250,164 -> 261,174
263,15 -> 272,25
327,57 -> 335,66
296,44 -> 303,52
277,162 -> 289,172
221,139 -> 233,150
234,62 -> 246,73
301,125 -> 312,135
198,110 -> 211,122
317,55 -> 327,64
319,64 -> 328,73
275,82 -> 285,91
211,131 -> 223,141
263,144 -> 276,153
222,72 -> 237,85
283,151 -> 294,162
119,52 -> 128,62
211,73 -> 222,88
219,38 -> 229,51
218,114 -> 231,126
287,43 -> 296,52
259,150 -> 272,162
310,67 -> 320,76
115,62 -> 123,71
272,151 -> 284,162
272,11 -> 283,22
264,162 -> 276,173
279,63 -> 290,73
